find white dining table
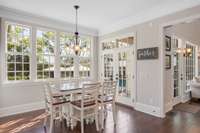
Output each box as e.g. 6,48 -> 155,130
50,80 -> 98,95
49,80 -> 100,127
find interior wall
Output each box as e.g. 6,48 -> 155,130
0,8 -> 99,117
163,20 -> 200,112
99,5 -> 200,117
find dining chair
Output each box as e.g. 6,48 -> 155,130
43,83 -> 70,133
70,82 -> 101,133
98,81 -> 117,129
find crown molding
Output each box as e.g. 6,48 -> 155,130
0,5 -> 98,36
99,1 -> 200,36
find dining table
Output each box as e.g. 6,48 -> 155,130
50,80 -> 99,95
49,80 -> 101,127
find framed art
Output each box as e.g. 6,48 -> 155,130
165,54 -> 171,69
165,36 -> 171,51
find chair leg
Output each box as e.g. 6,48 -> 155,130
95,108 -> 99,131
43,112 -> 47,127
81,111 -> 84,133
81,118 -> 84,133
101,104 -> 104,129
50,115 -> 54,133
112,102 -> 116,125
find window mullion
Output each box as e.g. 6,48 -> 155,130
31,27 -> 37,81
54,32 -> 60,79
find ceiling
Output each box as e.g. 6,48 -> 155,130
0,0 -> 200,35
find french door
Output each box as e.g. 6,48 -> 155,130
172,37 -> 197,105
101,48 -> 135,106
172,37 -> 182,105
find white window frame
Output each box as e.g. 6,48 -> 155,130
1,19 -> 94,84
36,27 -> 56,80
4,21 -> 32,82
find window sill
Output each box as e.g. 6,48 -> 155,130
1,77 -> 93,88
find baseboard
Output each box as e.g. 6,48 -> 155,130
116,102 -> 134,109
0,101 -> 45,118
165,101 -> 173,113
135,102 -> 164,118
182,95 -> 191,103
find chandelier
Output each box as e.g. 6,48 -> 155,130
73,5 -> 80,55
176,48 -> 192,57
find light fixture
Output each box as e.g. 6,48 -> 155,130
74,5 -> 80,55
176,48 -> 192,57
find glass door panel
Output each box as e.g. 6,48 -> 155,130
118,52 -> 130,97
173,38 -> 181,97
101,36 -> 135,107
103,54 -> 114,81
185,43 -> 196,91
116,49 -> 134,106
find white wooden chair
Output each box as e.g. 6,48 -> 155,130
43,83 -> 70,133
98,81 -> 117,129
70,82 -> 101,133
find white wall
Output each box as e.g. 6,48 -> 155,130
164,20 -> 200,112
1,4 -> 200,118
100,5 -> 200,117
0,8 -> 99,117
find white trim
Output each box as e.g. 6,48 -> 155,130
165,101 -> 173,113
0,19 -> 95,84
181,94 -> 191,103
160,13 -> 200,117
99,32 -> 137,107
0,5 -> 98,36
135,102 -> 164,118
0,101 -> 45,118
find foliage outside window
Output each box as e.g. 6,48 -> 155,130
36,30 -> 55,79
5,21 -> 92,82
79,37 -> 91,78
6,23 -> 31,81
60,33 -> 75,79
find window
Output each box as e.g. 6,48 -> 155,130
6,23 -> 31,81
79,58 -> 90,77
59,33 -> 75,79
4,21 -> 93,82
102,37 -> 134,50
79,37 -> 91,77
36,29 -> 55,79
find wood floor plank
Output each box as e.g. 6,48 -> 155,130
1,104 -> 200,133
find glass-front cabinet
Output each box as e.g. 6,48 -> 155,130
101,36 -> 136,106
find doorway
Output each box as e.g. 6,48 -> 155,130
163,18 -> 200,112
100,36 -> 136,107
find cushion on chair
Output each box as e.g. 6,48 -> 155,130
71,100 -> 96,107
52,100 -> 69,105
98,95 -> 113,103
52,98 -> 70,106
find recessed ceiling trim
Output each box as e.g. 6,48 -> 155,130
0,5 -> 98,36
99,1 -> 200,36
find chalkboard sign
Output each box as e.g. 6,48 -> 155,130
137,47 -> 159,60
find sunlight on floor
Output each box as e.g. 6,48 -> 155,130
0,113 -> 46,133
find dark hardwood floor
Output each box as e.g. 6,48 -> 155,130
1,104 -> 200,133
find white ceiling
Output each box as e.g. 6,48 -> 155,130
0,0 -> 200,35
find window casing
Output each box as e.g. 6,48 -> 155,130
36,29 -> 56,79
59,33 -> 75,79
3,21 -> 93,82
6,23 -> 31,81
79,37 -> 91,78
